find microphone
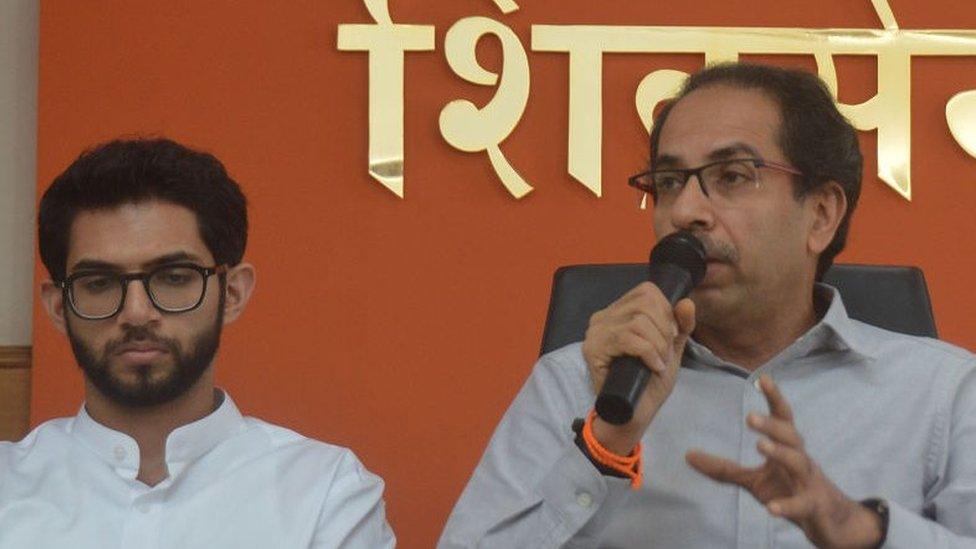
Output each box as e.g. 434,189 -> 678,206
594,231 -> 707,425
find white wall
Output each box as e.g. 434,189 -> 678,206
0,0 -> 38,346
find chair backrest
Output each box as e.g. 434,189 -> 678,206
539,263 -> 937,356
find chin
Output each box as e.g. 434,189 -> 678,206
103,375 -> 189,408
690,286 -> 737,319
95,362 -> 185,407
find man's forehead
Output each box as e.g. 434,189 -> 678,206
655,85 -> 783,165
66,200 -> 213,269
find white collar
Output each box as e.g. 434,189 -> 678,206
67,390 -> 246,480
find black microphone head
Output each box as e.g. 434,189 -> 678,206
649,231 -> 707,286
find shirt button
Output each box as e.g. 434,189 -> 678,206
576,491 -> 593,508
113,445 -> 127,461
753,378 -> 763,392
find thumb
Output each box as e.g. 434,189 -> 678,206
673,298 -> 696,348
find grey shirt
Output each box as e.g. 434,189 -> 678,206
439,287 -> 976,548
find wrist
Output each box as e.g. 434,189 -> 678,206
855,498 -> 888,549
591,416 -> 644,455
572,411 -> 644,489
571,418 -> 628,479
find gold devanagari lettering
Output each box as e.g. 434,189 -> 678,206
533,12 -> 976,200
340,0 -> 976,202
337,0 -> 434,198
491,0 -> 519,15
441,16 -> 533,198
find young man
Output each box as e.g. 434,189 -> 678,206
0,138 -> 395,548
440,64 -> 976,547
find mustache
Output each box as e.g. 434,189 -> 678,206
690,232 -> 739,263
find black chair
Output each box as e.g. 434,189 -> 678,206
539,263 -> 937,356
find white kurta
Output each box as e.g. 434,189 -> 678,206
0,391 -> 395,548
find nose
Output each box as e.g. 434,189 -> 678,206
115,279 -> 162,326
666,174 -> 715,232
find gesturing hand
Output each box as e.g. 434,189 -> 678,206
686,375 -> 883,549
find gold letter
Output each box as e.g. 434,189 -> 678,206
532,27 -> 607,197
490,0 -> 519,15
635,69 -> 688,133
534,25 -> 740,198
947,90 -> 976,158
440,17 -> 532,198
337,0 -> 434,198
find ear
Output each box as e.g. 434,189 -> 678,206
805,181 -> 847,255
40,280 -> 68,334
222,262 -> 256,325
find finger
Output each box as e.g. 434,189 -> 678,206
610,282 -> 663,312
759,374 -> 794,422
620,281 -> 664,304
634,307 -> 680,342
611,282 -> 675,318
584,316 -> 672,380
585,322 -> 667,375
626,314 -> 673,359
767,494 -> 815,521
588,282 -> 666,331
685,450 -> 756,487
756,439 -> 812,481
665,299 -> 696,368
624,311 -> 669,342
612,331 -> 668,374
615,301 -> 677,342
673,298 -> 696,339
614,298 -> 691,357
604,307 -> 677,365
589,310 -> 674,359
747,413 -> 804,449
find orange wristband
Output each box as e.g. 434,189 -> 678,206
581,409 -> 643,489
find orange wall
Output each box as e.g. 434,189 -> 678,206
33,1 -> 976,547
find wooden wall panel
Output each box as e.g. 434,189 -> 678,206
0,346 -> 31,442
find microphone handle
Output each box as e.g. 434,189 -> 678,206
594,264 -> 694,425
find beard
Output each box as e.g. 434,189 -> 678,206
66,307 -> 223,409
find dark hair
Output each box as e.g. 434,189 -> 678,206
38,138 -> 248,281
649,63 -> 863,279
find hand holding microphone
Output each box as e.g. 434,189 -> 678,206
582,231 -> 706,454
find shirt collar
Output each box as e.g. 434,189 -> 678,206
684,283 -> 877,372
68,389 -> 246,478
813,283 -> 878,361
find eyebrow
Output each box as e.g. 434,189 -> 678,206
652,154 -> 682,169
707,143 -> 762,161
653,142 -> 763,169
69,252 -> 205,274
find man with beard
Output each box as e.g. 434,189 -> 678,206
440,63 -> 976,547
0,138 -> 394,548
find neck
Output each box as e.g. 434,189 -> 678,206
84,371 -> 217,487
694,283 -> 820,371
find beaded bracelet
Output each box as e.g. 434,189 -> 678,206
580,409 -> 643,489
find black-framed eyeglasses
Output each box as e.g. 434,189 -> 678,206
59,264 -> 227,320
629,158 -> 803,206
